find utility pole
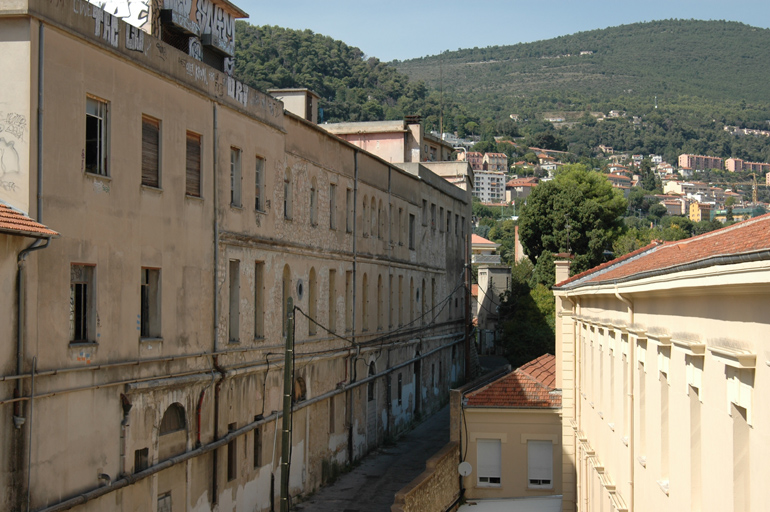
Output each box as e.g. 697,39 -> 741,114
280,297 -> 294,512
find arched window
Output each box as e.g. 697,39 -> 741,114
160,403 -> 186,434
409,277 -> 415,323
308,267 -> 317,336
158,402 -> 187,461
378,199 -> 384,239
371,197 -> 376,237
283,168 -> 293,220
362,196 -> 369,236
310,177 -> 318,226
377,275 -> 383,331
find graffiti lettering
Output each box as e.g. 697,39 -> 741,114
189,37 -> 202,61
156,42 -> 167,60
100,0 -> 150,30
126,25 -> 145,51
223,57 -> 234,77
0,137 -> 21,179
93,8 -> 119,47
227,77 -> 248,107
0,113 -> 27,140
0,180 -> 18,192
196,0 -> 234,50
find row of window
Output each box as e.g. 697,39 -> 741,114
70,260 -> 461,345
477,438 -> 553,489
87,96 -> 466,244
86,95 -> 204,197
70,265 -> 160,343
228,262 -> 462,343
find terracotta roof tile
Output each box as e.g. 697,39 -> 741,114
0,203 -> 58,238
471,234 -> 497,245
465,354 -> 560,409
556,213 -> 770,289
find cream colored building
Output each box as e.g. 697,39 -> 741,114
552,214 -> 770,512
0,1 -> 471,511
460,354 -> 562,505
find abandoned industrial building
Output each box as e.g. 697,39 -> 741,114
0,1 -> 472,510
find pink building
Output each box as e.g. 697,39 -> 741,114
725,158 -> 770,173
678,154 -> 723,170
461,151 -> 484,171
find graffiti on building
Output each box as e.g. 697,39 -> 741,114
92,8 -> 120,47
155,41 -> 167,60
0,112 -> 27,141
126,24 -> 145,51
98,0 -> 150,30
0,137 -> 21,181
195,0 -> 234,45
224,57 -> 234,77
189,37 -> 202,61
227,77 -> 248,107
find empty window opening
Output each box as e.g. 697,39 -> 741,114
228,260 -> 240,343
227,422 -> 237,481
85,96 -> 109,176
140,268 -> 161,339
255,156 -> 265,211
230,147 -> 242,207
70,265 -> 94,343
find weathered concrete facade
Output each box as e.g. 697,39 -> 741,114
0,1 -> 471,511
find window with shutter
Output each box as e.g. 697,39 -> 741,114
141,115 -> 160,188
186,132 -> 201,197
477,439 -> 502,486
527,440 -> 553,488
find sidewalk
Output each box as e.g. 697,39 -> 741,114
293,404 -> 450,512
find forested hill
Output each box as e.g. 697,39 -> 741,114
394,20 -> 770,107
233,22 -> 467,124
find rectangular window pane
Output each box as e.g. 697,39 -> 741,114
230,148 -> 242,207
329,184 -> 337,230
254,262 -> 264,339
85,96 -> 109,176
255,156 -> 265,211
477,439 -> 501,484
527,440 -> 553,488
141,115 -> 160,188
408,214 -> 416,249
229,260 -> 240,343
140,268 -> 161,338
186,132 -> 201,197
328,269 -> 336,332
70,265 -> 94,343
346,188 -> 353,232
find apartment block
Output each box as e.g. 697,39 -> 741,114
473,171 -> 506,203
678,154 -> 723,171
0,2 -> 471,511
725,158 -> 770,173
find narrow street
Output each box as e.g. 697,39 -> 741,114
293,405 -> 450,512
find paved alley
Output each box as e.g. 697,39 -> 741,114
293,404 -> 450,512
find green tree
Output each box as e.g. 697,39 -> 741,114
519,164 -> 627,275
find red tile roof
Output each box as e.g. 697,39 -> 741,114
0,203 -> 58,238
465,354 -> 560,409
471,234 -> 497,246
555,213 -> 770,289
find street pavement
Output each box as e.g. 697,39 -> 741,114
293,404 -> 450,512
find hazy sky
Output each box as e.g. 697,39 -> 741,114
236,0 -> 770,61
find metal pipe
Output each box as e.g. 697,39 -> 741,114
348,149 -> 359,465
25,357 -> 36,512
212,102 -> 219,353
31,338 -> 464,512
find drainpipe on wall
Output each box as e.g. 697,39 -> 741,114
212,103 -> 219,353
